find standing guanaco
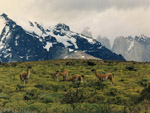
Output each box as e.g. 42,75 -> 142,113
59,70 -> 68,81
66,75 -> 84,83
20,66 -> 32,84
91,69 -> 114,84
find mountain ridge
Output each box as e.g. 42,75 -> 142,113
112,35 -> 150,62
0,13 -> 125,62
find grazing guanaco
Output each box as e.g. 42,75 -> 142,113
66,75 -> 84,83
91,69 -> 114,84
59,70 -> 69,81
20,66 -> 32,84
53,71 -> 59,81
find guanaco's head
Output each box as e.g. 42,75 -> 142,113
81,75 -> 84,78
27,66 -> 32,69
91,69 -> 96,72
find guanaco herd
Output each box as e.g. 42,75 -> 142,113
19,66 -> 114,84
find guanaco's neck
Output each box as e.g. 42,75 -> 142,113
94,70 -> 99,78
27,68 -> 30,78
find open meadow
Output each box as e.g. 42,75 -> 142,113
0,59 -> 150,113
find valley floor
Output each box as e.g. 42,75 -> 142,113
0,59 -> 150,113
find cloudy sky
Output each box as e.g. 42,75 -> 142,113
0,0 -> 150,44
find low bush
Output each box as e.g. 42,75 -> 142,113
0,93 -> 8,99
139,84 -> 150,101
137,78 -> 149,87
24,89 -> 38,100
107,95 -> 130,105
47,104 -> 73,113
5,101 -> 27,109
72,103 -> 111,113
125,66 -> 137,71
27,103 -> 47,112
40,94 -> 55,103
62,88 -> 96,104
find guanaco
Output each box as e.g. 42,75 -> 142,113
20,66 -> 32,84
59,70 -> 68,81
66,75 -> 84,83
91,69 -> 114,84
53,71 -> 59,81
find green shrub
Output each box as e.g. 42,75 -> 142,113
128,93 -> 140,105
35,82 -> 70,92
24,89 -> 38,100
105,88 -> 124,96
72,103 -> 111,113
86,81 -> 107,90
0,109 -> 15,113
139,84 -> 150,101
47,104 -> 73,113
27,103 -> 47,112
40,94 -> 55,103
137,79 -> 149,87
107,96 -> 129,105
86,94 -> 106,104
0,93 -> 8,99
62,88 -> 96,104
5,101 -> 27,109
125,66 -> 137,71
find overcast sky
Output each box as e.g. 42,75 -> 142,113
0,0 -> 150,44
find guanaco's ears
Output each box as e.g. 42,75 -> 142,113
28,65 -> 32,68
81,75 -> 84,78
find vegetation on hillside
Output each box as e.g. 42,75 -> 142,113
0,59 -> 150,113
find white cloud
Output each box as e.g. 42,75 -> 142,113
0,0 -> 150,44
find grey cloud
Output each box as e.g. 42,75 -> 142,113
47,0 -> 149,12
0,0 -> 149,44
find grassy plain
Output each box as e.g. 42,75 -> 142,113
0,59 -> 150,113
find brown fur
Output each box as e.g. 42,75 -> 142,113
59,70 -> 68,81
20,66 -> 32,84
66,75 -> 84,83
91,69 -> 114,84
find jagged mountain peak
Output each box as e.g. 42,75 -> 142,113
17,20 -> 47,37
96,35 -> 111,50
116,35 -> 150,45
139,34 -> 148,38
1,13 -> 8,18
54,23 -> 70,31
135,35 -> 149,41
0,13 -> 17,35
112,35 -> 150,62
126,36 -> 134,40
117,35 -> 149,41
28,21 -> 33,26
0,13 -> 15,23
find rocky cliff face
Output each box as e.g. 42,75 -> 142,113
112,35 -> 150,62
96,35 -> 111,50
0,13 -> 125,62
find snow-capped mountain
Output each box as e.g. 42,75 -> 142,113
112,35 -> 150,62
0,13 -> 125,62
96,35 -> 111,50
